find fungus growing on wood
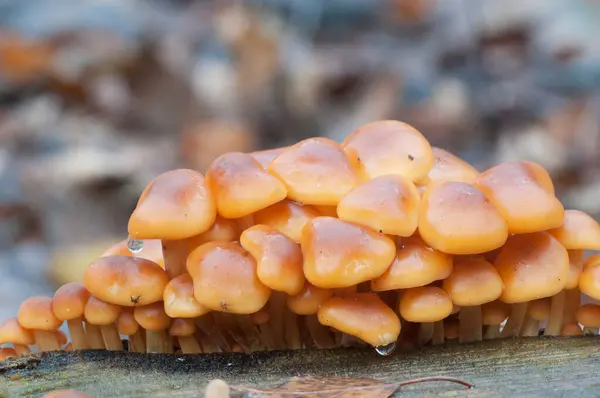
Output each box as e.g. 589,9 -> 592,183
17,296 -> 62,352
52,282 -> 90,350
0,317 -> 34,355
254,199 -> 320,243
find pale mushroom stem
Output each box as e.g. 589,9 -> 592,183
418,322 -> 434,346
164,334 -> 174,353
100,324 -> 123,351
195,314 -> 228,351
520,318 -> 540,337
34,330 -> 61,352
545,291 -> 566,336
130,331 -> 146,353
179,336 -> 202,354
305,315 -> 335,349
161,239 -> 190,279
432,321 -> 444,345
267,292 -> 286,350
563,289 -> 581,324
85,323 -> 105,349
459,306 -> 482,343
283,308 -> 302,350
146,330 -> 165,353
483,325 -> 502,340
256,320 -> 277,350
13,344 -> 30,355
235,315 -> 264,351
67,317 -> 88,350
500,302 -> 529,337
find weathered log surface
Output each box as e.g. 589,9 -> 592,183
2,337 -> 600,397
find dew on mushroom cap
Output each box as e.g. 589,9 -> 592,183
101,238 -> 164,268
286,283 -> 334,315
163,273 -> 210,318
427,147 -> 479,184
253,199 -> 320,243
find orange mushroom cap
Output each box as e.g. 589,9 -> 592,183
548,209 -> 600,250
83,255 -> 169,307
84,296 -> 121,325
187,241 -> 271,314
442,257 -> 503,306
249,310 -> 270,325
342,120 -> 434,183
0,347 -> 17,360
317,293 -> 401,347
371,235 -> 453,291
128,169 -> 217,240
133,302 -> 172,331
527,298 -> 551,321
495,232 -> 569,303
253,199 -> 320,243
475,161 -> 564,234
301,217 -> 396,288
419,181 -> 508,255
0,317 -> 34,346
168,318 -> 197,337
206,152 -> 287,219
579,261 -> 600,300
286,283 -> 334,315
575,304 -> 600,327
163,273 -> 210,318
561,322 -> 583,336
240,225 -> 305,295
249,146 -> 289,169
185,215 -> 239,252
566,250 -> 584,290
17,296 -> 62,331
427,147 -> 479,184
481,301 -> 510,325
268,137 -> 360,206
337,175 -> 420,237
101,239 -> 164,269
399,286 -> 453,322
52,282 -> 91,321
117,311 -> 139,336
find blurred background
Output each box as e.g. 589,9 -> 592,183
1,0 -> 600,320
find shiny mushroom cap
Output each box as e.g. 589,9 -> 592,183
168,318 -> 197,337
117,311 -> 139,336
548,209 -> 600,250
52,282 -> 91,321
17,296 -> 62,331
133,302 -> 172,331
301,217 -> 396,288
101,239 -> 164,269
163,273 -> 210,318
419,181 -> 508,254
206,152 -> 287,219
254,199 -> 320,243
442,257 -> 503,306
481,301 -> 510,326
268,137 -> 360,206
427,147 -> 479,184
495,232 -> 569,303
128,169 -> 217,240
399,286 -> 453,322
249,146 -> 289,169
337,175 -> 420,237
527,298 -> 551,321
0,317 -> 34,346
286,283 -> 334,315
84,296 -> 121,326
575,304 -> 600,328
579,261 -> 600,300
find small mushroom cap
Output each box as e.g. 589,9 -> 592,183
187,241 -> 271,314
249,147 -> 289,169
84,296 -> 121,326
566,250 -> 584,290
561,322 -> 583,336
249,310 -> 270,325
579,262 -> 600,300
575,304 -> 600,327
548,209 -> 600,250
0,347 -> 17,360
0,317 -> 34,345
481,301 -> 510,325
399,286 -> 453,322
18,296 -> 62,331
185,216 -> 239,251
206,152 -> 287,219
342,120 -> 434,183
495,232 -> 569,303
117,311 -> 139,336
128,169 -> 217,240
42,390 -> 93,398
133,302 -> 172,331
337,175 -> 421,237
52,282 -> 91,321
254,199 -> 320,243
527,298 -> 551,321
287,283 -> 334,315
83,255 -> 169,307
240,225 -> 305,295
168,318 -> 197,337
268,137 -> 360,206
163,273 -> 210,318
371,236 -> 453,291
427,147 -> 479,184
317,293 -> 401,347
442,257 -> 503,306
419,181 -> 508,254
101,239 -> 164,268
475,161 -> 564,234
301,217 -> 396,288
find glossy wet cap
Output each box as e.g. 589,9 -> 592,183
84,296 -> 121,325
475,161 -> 564,233
317,293 -> 401,347
206,152 -> 287,219
187,241 -> 271,314
52,282 -> 91,321
286,283 -> 334,315
337,175 -> 421,237
134,302 -> 172,331
427,147 -> 479,184
302,217 -> 396,288
83,255 -> 169,307
249,146 -> 289,169
101,239 -> 164,269
0,317 -> 34,346
442,257 -> 503,306
419,181 -> 508,254
495,232 -> 569,303
268,137 -> 360,206
117,312 -> 139,336
342,120 -> 434,182
481,301 -> 510,325
527,298 -> 551,321
548,209 -> 600,250
253,199 -> 320,243
168,318 -> 197,337
575,304 -> 600,327
163,273 -> 210,318
371,236 -> 453,291
399,286 -> 453,322
18,296 -> 62,331
128,169 -> 216,240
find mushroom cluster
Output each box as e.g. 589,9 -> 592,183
2,119 -> 600,359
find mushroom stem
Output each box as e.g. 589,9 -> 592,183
214,313 -> 250,352
432,321 -> 444,345
283,308 -> 302,350
146,330 -> 165,353
130,330 -> 145,353
178,336 -> 201,354
235,315 -> 264,351
483,325 -> 501,340
195,314 -> 228,351
164,334 -> 174,353
545,291 -> 566,336
33,330 -> 60,352
418,322 -> 434,346
13,344 -> 30,355
267,292 -> 286,350
257,321 -> 277,350
563,289 -> 580,324
305,315 -> 335,349
520,318 -> 540,337
100,324 -> 123,351
459,306 -> 482,343
67,318 -> 88,350
583,327 -> 599,335
85,323 -> 105,349
161,239 -> 189,279
500,302 -> 529,337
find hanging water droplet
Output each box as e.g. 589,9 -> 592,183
375,341 -> 396,356
127,237 -> 144,254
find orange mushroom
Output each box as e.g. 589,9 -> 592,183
169,318 -> 201,354
84,296 -> 123,351
481,301 -> 510,339
117,311 -> 144,353
521,298 -> 550,337
101,238 -> 164,269
580,261 -> 600,301
249,146 -> 289,169
0,317 -> 34,355
548,209 -> 600,250
287,283 -> 334,315
17,296 -> 62,352
52,282 -> 90,350
427,147 -> 479,184
575,304 -> 600,335
399,286 -> 453,345
163,274 -> 210,319
134,302 -> 172,353
185,216 -> 239,251
253,199 -> 320,243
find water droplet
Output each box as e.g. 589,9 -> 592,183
375,341 -> 396,356
127,237 -> 144,254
